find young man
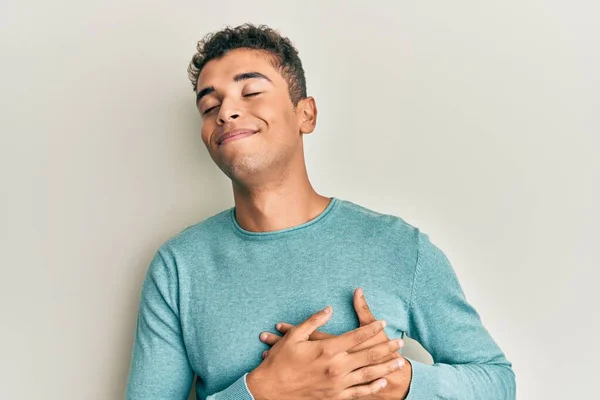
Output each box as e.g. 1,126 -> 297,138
126,23 -> 516,399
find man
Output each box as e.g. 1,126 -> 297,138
126,23 -> 516,399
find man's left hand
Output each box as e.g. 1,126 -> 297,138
259,288 -> 413,400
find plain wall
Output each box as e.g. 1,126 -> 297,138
1,1 -> 598,398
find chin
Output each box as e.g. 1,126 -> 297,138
220,155 -> 268,180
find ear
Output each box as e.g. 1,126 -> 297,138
297,96 -> 317,135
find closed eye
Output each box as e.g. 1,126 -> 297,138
203,105 -> 218,115
202,93 -> 261,115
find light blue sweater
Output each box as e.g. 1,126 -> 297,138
126,197 -> 516,399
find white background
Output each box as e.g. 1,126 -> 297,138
1,1 -> 598,398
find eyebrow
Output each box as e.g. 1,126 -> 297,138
196,71 -> 273,105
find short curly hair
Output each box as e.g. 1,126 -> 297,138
187,23 -> 307,107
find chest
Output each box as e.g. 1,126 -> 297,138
179,245 -> 412,395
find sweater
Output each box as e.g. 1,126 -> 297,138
126,197 -> 516,399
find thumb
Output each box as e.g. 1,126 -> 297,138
276,323 -> 333,340
290,306 -> 333,342
354,288 -> 376,326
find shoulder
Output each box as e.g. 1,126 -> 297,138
413,226 -> 457,288
161,207 -> 232,254
335,197 -> 421,242
335,197 -> 451,267
146,206 -> 233,276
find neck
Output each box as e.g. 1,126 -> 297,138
231,159 -> 331,233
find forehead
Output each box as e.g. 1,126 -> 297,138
197,48 -> 282,91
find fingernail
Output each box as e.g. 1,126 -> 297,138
379,379 -> 387,388
396,339 -> 404,347
276,323 -> 281,330
380,320 -> 387,328
260,333 -> 268,340
396,359 -> 405,368
324,306 -> 331,314
357,288 -> 363,297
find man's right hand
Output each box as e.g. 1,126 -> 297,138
246,306 -> 404,400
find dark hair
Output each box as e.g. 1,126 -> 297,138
187,23 -> 307,107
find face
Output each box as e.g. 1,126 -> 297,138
195,48 -> 316,184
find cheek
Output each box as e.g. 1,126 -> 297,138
200,124 -> 212,146
254,101 -> 293,129
252,100 -> 274,120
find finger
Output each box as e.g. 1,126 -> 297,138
262,350 -> 269,359
347,338 -> 404,371
259,332 -> 283,346
354,288 -> 377,326
275,323 -> 293,333
277,323 -> 334,340
322,319 -> 385,354
381,350 -> 401,361
289,306 -> 333,342
312,330 -> 334,340
339,377 -> 388,400
344,357 -> 405,389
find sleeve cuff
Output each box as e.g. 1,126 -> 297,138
403,357 -> 440,399
208,373 -> 255,400
404,357 -> 464,399
243,373 -> 257,400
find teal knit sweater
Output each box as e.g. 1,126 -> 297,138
126,197 -> 516,399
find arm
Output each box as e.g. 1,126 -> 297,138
126,248 -> 256,400
402,231 -> 516,399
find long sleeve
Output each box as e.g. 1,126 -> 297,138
402,231 -> 516,399
126,248 -> 256,400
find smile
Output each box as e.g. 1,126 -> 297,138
218,130 -> 257,146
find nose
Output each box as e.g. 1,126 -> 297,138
217,100 -> 242,125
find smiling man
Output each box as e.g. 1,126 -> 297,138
126,23 -> 516,400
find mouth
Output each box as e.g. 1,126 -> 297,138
217,129 -> 258,146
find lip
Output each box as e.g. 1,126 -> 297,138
217,129 -> 258,146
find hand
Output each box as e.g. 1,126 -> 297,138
259,289 -> 413,400
246,305 -> 404,400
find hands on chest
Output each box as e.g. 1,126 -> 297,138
246,288 -> 413,400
